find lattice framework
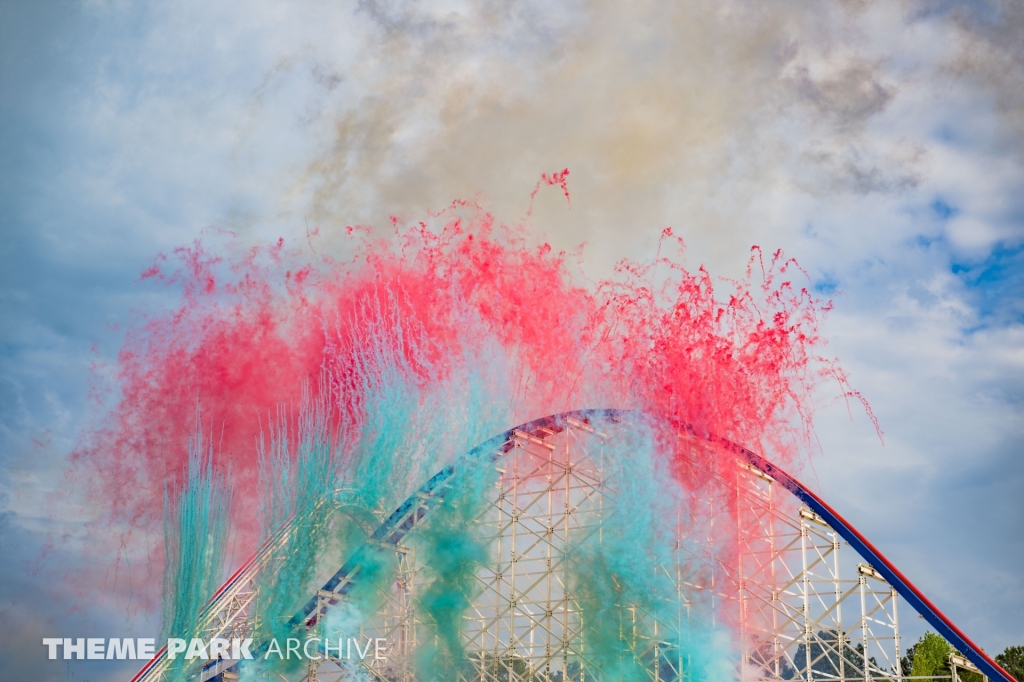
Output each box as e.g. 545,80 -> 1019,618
135,415 -> 969,682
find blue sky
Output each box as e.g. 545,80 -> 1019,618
1,1 -> 1022,680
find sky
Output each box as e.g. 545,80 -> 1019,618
1,0 -> 1022,680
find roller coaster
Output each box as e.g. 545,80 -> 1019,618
131,409 -> 1014,682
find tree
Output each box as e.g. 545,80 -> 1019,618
996,646 -> 1024,682
901,632 -> 987,682
902,632 -> 951,682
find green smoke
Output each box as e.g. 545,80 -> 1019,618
161,414 -> 233,677
413,462 -> 497,680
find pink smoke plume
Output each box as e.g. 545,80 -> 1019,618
72,179 -> 876,562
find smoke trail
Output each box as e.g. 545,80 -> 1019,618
412,463 -> 497,680
254,380 -> 340,656
558,414 -> 734,681
326,287 -> 514,680
245,285 -> 517,678
161,411 -> 233,671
